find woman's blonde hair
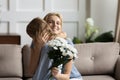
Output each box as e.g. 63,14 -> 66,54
26,17 -> 48,38
43,12 -> 63,25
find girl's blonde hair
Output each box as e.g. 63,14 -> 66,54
43,12 -> 63,26
26,17 -> 48,38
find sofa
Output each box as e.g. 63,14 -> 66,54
74,42 -> 120,80
0,42 -> 120,80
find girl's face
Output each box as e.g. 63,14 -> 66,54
47,15 -> 62,35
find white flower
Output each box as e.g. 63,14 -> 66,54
62,52 -> 67,56
86,18 -> 94,26
60,47 -> 65,52
53,46 -> 58,50
67,50 -> 74,59
73,53 -> 77,58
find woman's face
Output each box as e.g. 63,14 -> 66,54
47,15 -> 62,35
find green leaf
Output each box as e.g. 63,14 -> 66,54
94,31 -> 113,42
72,37 -> 82,44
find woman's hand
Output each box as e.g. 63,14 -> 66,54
51,66 -> 70,80
51,60 -> 72,80
51,67 -> 61,79
56,31 -> 67,39
33,31 -> 51,46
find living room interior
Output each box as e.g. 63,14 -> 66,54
0,0 -> 120,80
0,0 -> 119,46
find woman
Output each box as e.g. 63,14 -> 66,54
27,13 -> 82,80
43,12 -> 82,80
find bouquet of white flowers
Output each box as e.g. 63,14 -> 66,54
47,37 -> 78,70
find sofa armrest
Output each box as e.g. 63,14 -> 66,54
115,56 -> 120,80
22,44 -> 31,78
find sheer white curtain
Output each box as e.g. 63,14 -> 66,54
115,0 -> 120,43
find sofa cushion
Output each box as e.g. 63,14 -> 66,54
83,75 -> 115,80
74,42 -> 119,75
0,44 -> 22,77
0,78 -> 22,80
22,44 -> 31,78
